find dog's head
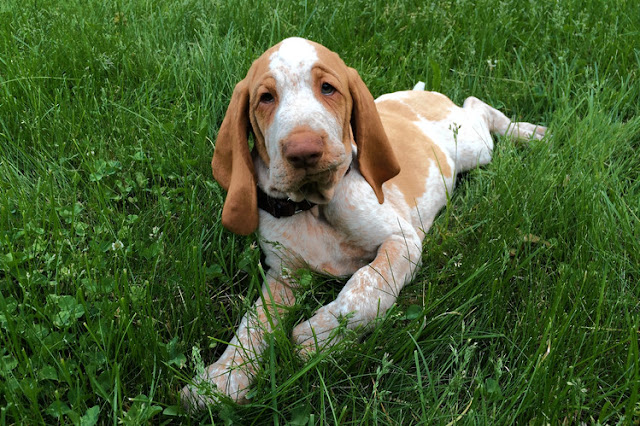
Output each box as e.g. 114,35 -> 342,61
212,37 -> 400,235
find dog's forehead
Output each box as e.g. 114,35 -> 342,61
247,38 -> 347,88
269,38 -> 318,75
265,37 -> 321,86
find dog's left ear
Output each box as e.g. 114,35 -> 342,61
348,67 -> 400,203
211,78 -> 259,235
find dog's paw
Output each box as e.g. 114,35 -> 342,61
180,363 -> 251,412
528,124 -> 548,140
509,122 -> 548,141
291,321 -> 318,360
292,308 -> 342,359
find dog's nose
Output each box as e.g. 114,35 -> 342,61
283,133 -> 323,169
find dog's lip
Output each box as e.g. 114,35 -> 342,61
286,167 -> 332,189
302,163 -> 340,179
287,185 -> 335,204
277,158 -> 350,203
287,182 -> 320,202
269,172 -> 330,201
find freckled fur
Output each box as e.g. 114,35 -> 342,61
182,37 -> 547,410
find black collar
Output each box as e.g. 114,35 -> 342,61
257,186 -> 316,218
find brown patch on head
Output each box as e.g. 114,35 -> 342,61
308,42 -> 353,151
379,110 -> 452,207
244,49 -> 280,167
249,76 -> 277,165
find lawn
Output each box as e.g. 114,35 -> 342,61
1,0 -> 639,424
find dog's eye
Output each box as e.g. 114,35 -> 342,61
259,92 -> 275,104
321,82 -> 335,95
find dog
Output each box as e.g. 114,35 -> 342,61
181,37 -> 546,410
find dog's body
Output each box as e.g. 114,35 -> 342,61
182,37 -> 545,409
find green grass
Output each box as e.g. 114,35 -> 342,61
1,0 -> 639,423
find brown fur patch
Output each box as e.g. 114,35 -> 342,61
377,91 -> 455,122
376,99 -> 420,122
379,109 -> 452,207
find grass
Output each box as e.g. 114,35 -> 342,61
1,0 -> 639,423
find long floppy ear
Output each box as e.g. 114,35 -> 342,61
348,67 -> 400,203
211,78 -> 258,235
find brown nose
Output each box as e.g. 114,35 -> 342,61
283,132 -> 323,169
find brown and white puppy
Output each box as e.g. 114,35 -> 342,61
181,37 -> 546,410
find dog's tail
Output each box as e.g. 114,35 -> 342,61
412,81 -> 426,91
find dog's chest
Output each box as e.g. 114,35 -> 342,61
258,202 -> 381,277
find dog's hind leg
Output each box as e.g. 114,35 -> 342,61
463,96 -> 547,141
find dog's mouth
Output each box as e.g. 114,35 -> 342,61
263,149 -> 352,205
287,181 -> 335,204
284,162 -> 349,204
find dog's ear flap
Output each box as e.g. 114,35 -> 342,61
211,79 -> 259,235
348,67 -> 400,203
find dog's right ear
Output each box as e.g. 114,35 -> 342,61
211,79 -> 259,235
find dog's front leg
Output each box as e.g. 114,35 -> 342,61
181,273 -> 295,410
292,232 -> 422,356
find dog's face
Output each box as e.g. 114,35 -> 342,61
248,37 -> 354,204
212,37 -> 399,235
